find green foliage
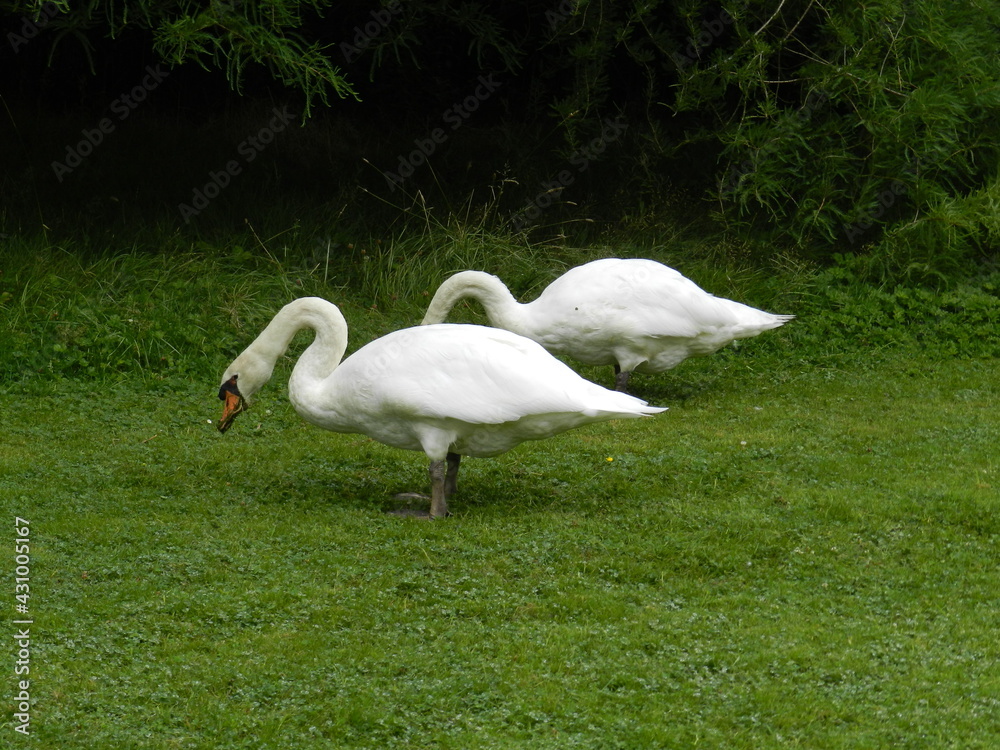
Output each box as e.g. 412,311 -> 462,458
4,224 -> 999,390
412,0 -> 1000,277
0,221 -> 543,384
6,0 -> 1000,279
789,254 -> 1000,362
669,0 -> 1000,273
3,0 -> 357,115
3,0 -> 527,117
354,191 -> 551,309
155,0 -> 357,114
0,237 -> 310,383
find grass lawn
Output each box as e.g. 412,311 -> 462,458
1,343 -> 997,748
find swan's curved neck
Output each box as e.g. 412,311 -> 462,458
231,297 -> 348,398
285,300 -> 348,394
422,271 -> 527,332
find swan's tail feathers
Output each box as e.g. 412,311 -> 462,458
640,405 -> 669,416
587,391 -> 668,419
583,404 -> 667,420
737,311 -> 795,337
758,313 -> 796,332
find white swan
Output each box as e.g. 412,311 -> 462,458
217,297 -> 665,518
421,258 -> 795,391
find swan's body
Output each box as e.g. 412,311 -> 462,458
218,297 -> 665,517
421,258 -> 794,391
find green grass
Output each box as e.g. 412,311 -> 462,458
2,353 -> 998,747
1,231 -> 998,747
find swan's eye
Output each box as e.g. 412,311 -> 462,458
218,374 -> 241,401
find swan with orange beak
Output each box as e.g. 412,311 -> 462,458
215,297 -> 665,517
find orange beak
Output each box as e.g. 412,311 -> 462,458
217,375 -> 246,433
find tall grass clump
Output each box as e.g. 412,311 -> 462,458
0,213 -> 552,386
356,219 -> 547,311
0,235 -> 327,384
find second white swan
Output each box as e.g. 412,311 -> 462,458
421,258 -> 794,391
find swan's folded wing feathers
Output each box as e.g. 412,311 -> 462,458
405,330 -> 582,423
540,261 -> 705,340
344,325 -> 654,425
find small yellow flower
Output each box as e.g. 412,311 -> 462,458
606,457 -> 614,462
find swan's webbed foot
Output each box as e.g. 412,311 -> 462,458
386,493 -> 434,519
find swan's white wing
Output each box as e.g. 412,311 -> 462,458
534,258 -> 787,339
524,260 -> 702,360
334,324 -> 659,425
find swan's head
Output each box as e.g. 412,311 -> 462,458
216,353 -> 276,433
217,375 -> 246,433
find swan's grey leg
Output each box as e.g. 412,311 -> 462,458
428,459 -> 450,519
444,452 -> 461,498
391,454 -> 458,519
614,365 -> 632,393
